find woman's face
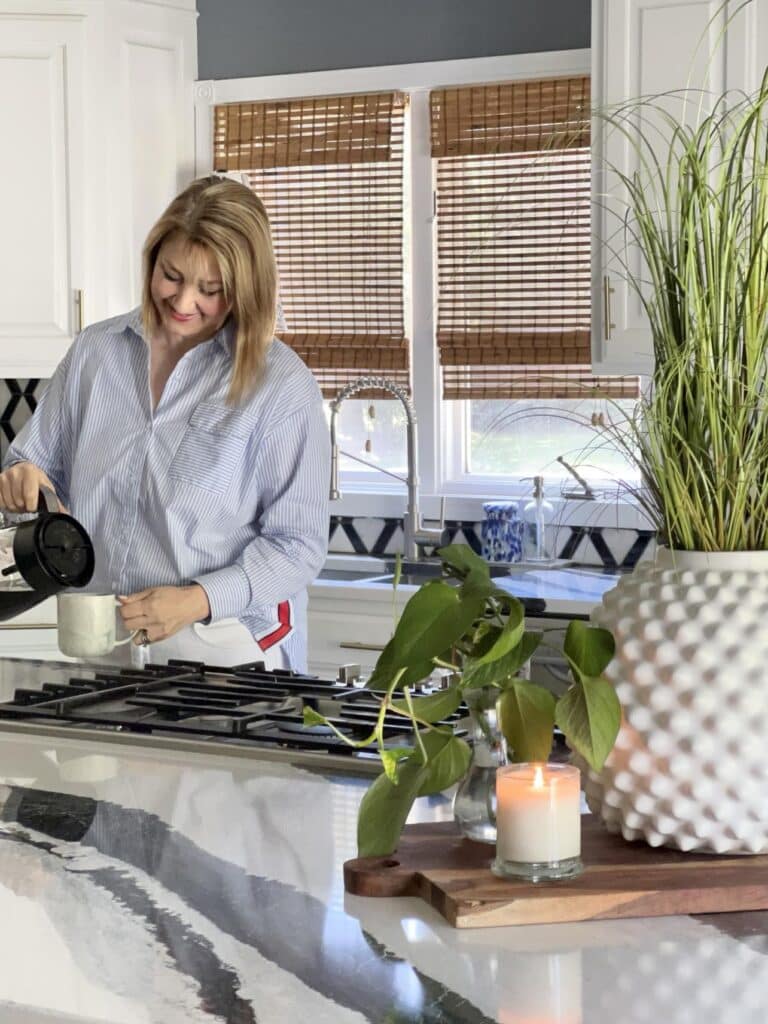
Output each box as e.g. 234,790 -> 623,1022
150,232 -> 231,346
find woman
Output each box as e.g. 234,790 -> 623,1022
0,177 -> 329,671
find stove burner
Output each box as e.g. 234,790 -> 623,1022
0,659 -> 466,766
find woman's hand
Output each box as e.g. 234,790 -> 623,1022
118,584 -> 211,644
0,462 -> 60,512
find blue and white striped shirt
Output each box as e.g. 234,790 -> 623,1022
6,308 -> 330,670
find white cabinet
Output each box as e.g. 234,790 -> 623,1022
307,582 -> 575,693
307,584 -> 409,679
591,0 -> 767,375
0,598 -> 65,660
0,16 -> 85,374
0,1 -> 197,377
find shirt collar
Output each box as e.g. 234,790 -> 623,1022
110,306 -> 234,355
105,307 -> 144,339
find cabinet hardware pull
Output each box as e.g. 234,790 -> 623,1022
603,275 -> 615,341
0,623 -> 57,630
75,289 -> 84,333
339,641 -> 386,652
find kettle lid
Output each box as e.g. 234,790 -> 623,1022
13,512 -> 94,595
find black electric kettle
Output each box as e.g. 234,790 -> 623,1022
0,487 -> 95,620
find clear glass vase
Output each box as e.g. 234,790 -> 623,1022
453,685 -> 508,844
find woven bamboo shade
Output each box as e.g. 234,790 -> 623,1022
431,77 -> 639,400
214,93 -> 399,170
215,92 -> 408,397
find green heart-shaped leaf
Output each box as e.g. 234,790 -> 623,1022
437,544 -> 490,579
391,685 -> 462,724
556,675 -> 621,772
498,681 -> 556,762
414,729 -> 472,797
563,620 -> 615,679
367,580 -> 483,689
357,759 -> 427,857
461,568 -> 494,603
462,630 -> 542,689
468,599 -> 525,665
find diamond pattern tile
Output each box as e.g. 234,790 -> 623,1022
329,516 -> 656,568
0,381 -> 658,572
0,379 -> 47,462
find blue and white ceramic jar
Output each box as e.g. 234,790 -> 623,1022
481,502 -> 523,563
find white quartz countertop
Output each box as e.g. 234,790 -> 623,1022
0,684 -> 761,1022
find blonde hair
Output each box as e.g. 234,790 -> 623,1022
141,176 -> 277,404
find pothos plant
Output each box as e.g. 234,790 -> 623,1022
305,544 -> 621,857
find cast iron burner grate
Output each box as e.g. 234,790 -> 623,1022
0,659 -> 464,759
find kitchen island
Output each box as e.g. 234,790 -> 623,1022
0,712 -> 764,1021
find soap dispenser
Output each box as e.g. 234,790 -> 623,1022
520,476 -> 555,563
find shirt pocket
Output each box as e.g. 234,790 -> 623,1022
169,403 -> 250,494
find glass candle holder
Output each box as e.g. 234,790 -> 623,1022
492,762 -> 583,882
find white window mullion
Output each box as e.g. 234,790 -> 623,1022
407,89 -> 440,505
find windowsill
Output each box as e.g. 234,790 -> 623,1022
330,488 -> 655,531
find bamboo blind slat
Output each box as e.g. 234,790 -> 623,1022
432,76 -> 639,401
214,92 -> 405,170
430,77 -> 590,157
443,366 -> 640,400
220,90 -> 407,397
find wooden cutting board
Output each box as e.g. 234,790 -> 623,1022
343,818 -> 768,929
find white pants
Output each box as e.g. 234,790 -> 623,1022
89,618 -> 289,672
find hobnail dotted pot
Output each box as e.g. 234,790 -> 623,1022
581,547 -> 768,855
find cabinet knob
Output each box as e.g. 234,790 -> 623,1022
338,663 -> 363,684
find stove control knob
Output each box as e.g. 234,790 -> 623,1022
338,663 -> 363,684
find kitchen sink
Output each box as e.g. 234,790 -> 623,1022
379,559 -> 513,585
317,564 -> 443,586
318,558 -> 519,587
316,568 -> 386,582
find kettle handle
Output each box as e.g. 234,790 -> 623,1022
37,486 -> 59,516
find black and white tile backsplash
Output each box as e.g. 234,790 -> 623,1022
0,379 -> 45,462
0,378 -> 656,569
328,515 -> 656,569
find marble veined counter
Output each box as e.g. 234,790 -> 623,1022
0,729 -> 763,1022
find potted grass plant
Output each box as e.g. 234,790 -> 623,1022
306,544 -> 619,858
580,68 -> 768,853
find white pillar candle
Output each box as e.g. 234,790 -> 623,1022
495,763 -> 581,866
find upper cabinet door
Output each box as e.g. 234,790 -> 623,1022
0,17 -> 84,376
591,0 -> 757,376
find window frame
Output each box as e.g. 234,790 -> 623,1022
194,49 -> 647,525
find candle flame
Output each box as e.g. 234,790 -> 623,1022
532,764 -> 545,790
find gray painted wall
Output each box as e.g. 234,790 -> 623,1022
197,0 -> 590,80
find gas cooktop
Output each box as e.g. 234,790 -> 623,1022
0,657 -> 466,774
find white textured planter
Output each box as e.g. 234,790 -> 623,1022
582,548 -> 768,854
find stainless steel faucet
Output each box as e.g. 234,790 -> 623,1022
329,376 -> 446,560
557,455 -> 597,500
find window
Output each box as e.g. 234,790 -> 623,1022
199,54 -> 640,513
213,93 -> 408,396
462,397 -> 638,490
431,77 -> 639,495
